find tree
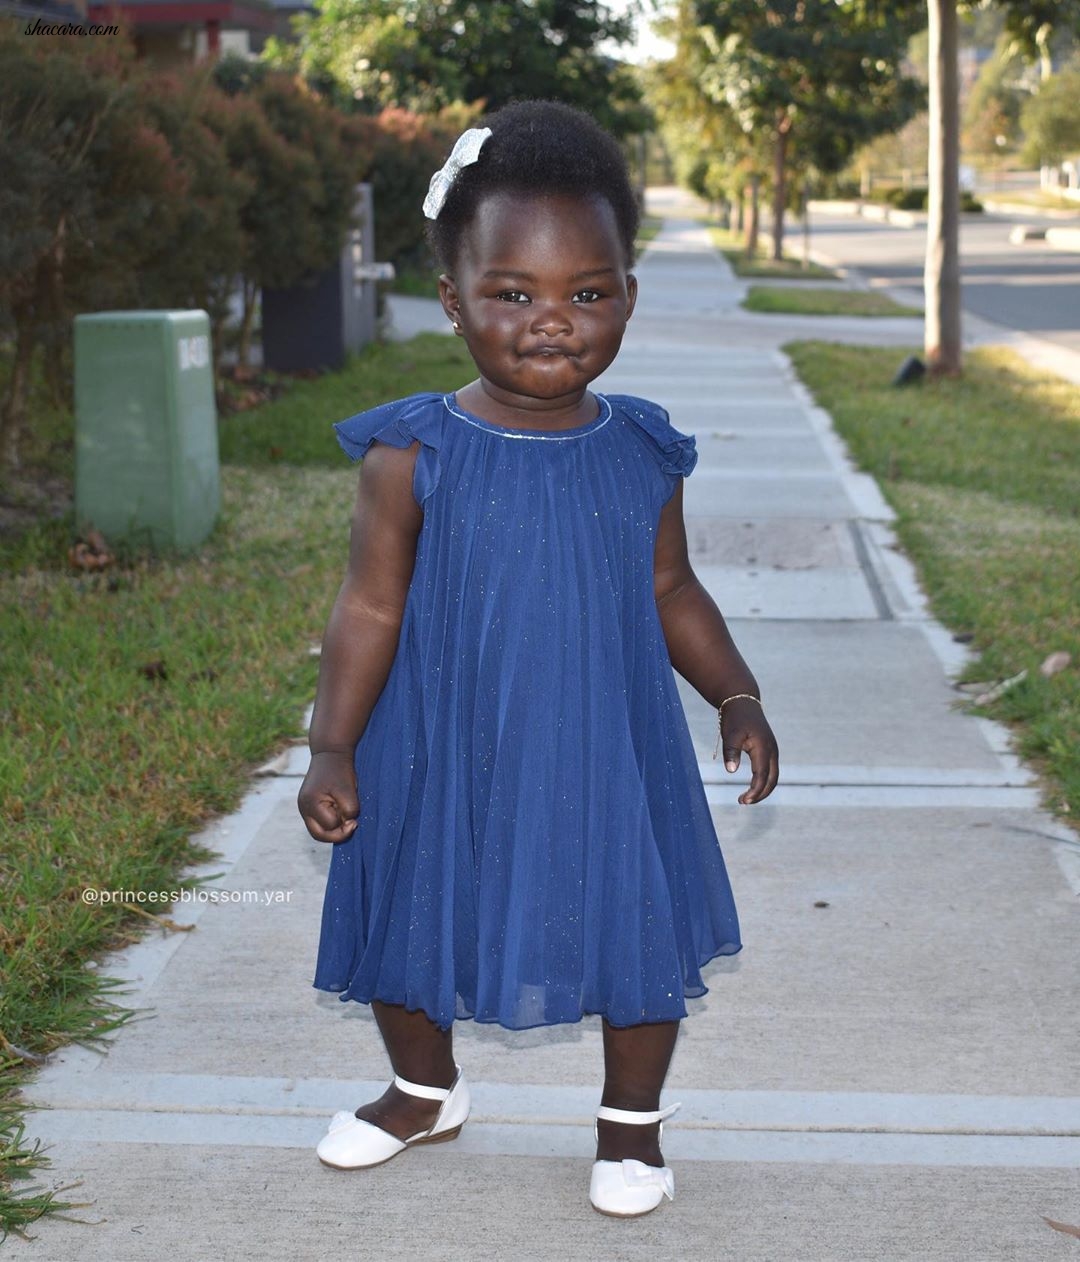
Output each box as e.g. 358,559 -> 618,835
689,0 -> 922,260
924,0 -> 1080,377
996,0 -> 1080,80
1020,53 -> 1080,168
224,73 -> 369,371
261,0 -> 650,137
129,67 -> 250,384
647,1 -> 770,248
0,25 -> 178,470
0,23 -> 373,470
962,33 -> 1025,160
925,0 -> 961,376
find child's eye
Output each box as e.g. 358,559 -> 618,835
573,290 -> 602,304
495,290 -> 529,303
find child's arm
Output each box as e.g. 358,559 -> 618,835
298,440 -> 424,843
653,481 -> 780,805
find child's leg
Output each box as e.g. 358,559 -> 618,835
353,1000 -> 457,1139
597,1019 -> 680,1167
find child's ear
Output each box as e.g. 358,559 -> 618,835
438,274 -> 463,333
625,273 -> 638,322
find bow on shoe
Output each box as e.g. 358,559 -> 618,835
327,1110 -> 356,1134
620,1159 -> 675,1202
422,127 -> 493,219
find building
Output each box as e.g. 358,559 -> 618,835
5,0 -> 314,63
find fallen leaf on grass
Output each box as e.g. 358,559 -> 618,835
972,670 -> 1027,706
254,751 -> 290,776
68,528 -> 115,572
1043,1217 -> 1080,1240
1039,651 -> 1071,678
138,659 -> 168,682
0,1031 -> 48,1065
122,903 -> 194,933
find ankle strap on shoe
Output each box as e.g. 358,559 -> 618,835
392,1067 -> 458,1101
596,1101 -> 681,1126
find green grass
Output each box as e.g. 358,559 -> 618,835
744,287 -> 922,318
387,267 -> 441,300
981,189 -> 1080,214
706,224 -> 836,279
636,216 -> 663,251
786,341 -> 1080,820
217,334 -> 473,466
0,334 -> 474,1238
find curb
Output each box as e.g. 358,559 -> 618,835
1045,226 -> 1080,253
808,200 -> 984,230
981,196 -> 1080,220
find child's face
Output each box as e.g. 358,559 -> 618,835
439,191 -> 638,411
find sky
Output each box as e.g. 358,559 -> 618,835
602,0 -> 676,65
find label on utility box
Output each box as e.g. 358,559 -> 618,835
354,262 -> 396,281
178,334 -> 210,371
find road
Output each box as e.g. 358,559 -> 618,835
806,211 -> 1080,356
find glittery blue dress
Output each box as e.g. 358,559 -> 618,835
312,391 -> 741,1031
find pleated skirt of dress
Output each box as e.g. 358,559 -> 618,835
312,391 -> 742,1031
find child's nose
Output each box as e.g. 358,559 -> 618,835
529,302 -> 574,336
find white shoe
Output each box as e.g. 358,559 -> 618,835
316,1065 -> 470,1170
589,1102 -> 681,1217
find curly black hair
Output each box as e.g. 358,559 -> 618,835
425,99 -> 640,274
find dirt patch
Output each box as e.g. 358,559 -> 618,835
0,472 -> 72,537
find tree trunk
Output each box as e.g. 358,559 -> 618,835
735,191 -> 745,234
0,307 -> 38,472
747,175 -> 761,257
1035,22 -> 1053,81
237,276 -> 259,372
801,176 -> 810,271
925,0 -> 962,376
771,124 -> 789,262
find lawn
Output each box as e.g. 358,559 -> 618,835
387,266 -> 441,300
635,215 -> 663,251
785,341 -> 1080,821
744,287 -> 922,318
0,333 -> 475,1238
706,223 -> 837,279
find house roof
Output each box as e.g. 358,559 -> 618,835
85,0 -> 279,30
2,0 -> 88,22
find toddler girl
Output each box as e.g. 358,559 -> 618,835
298,98 -> 779,1219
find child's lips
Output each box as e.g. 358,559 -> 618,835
525,345 -> 580,357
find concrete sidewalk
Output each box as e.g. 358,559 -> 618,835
20,194 -> 1080,1261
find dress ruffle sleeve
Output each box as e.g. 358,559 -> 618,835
607,394 -> 697,503
332,392 -> 445,507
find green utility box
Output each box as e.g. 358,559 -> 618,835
74,310 -> 220,552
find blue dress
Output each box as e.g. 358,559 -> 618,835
313,391 -> 741,1031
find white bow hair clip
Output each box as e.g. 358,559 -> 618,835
422,127 -> 493,220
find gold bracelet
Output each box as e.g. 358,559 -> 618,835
712,694 -> 763,760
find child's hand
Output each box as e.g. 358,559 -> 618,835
720,699 -> 780,805
298,751 -> 361,843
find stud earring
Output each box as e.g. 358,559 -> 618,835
452,319 -> 462,332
